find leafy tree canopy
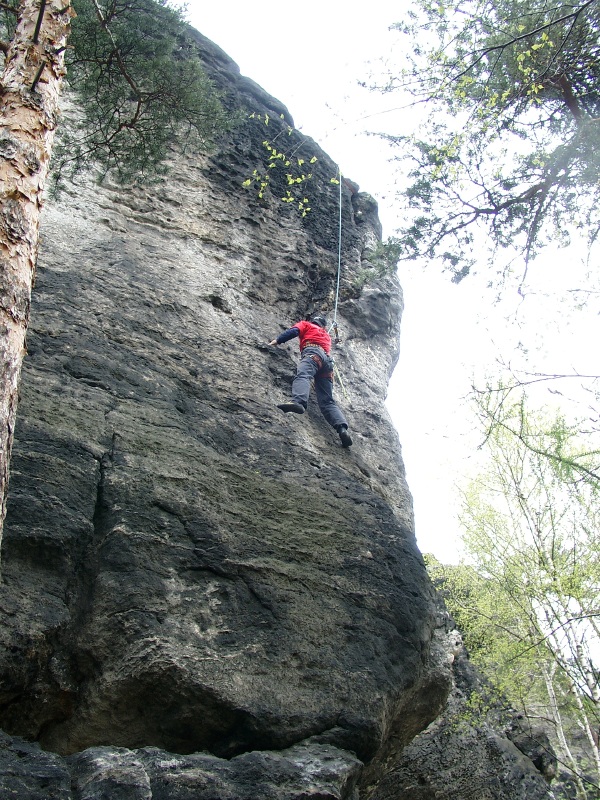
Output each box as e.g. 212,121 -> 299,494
22,0 -> 233,187
429,394 -> 600,796
383,0 -> 600,280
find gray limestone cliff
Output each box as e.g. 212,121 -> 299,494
0,26 -> 556,800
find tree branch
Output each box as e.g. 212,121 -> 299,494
91,0 -> 142,100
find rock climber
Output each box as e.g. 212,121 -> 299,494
268,315 -> 352,447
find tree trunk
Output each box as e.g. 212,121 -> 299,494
543,664 -> 589,800
0,0 -> 72,554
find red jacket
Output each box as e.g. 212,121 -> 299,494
277,320 -> 331,353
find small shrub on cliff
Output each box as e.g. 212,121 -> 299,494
242,111 -> 341,217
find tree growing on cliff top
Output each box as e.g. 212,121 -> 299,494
0,0 -> 229,551
381,0 -> 600,281
429,399 -> 600,798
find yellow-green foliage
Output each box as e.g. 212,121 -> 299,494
243,112 -> 337,217
429,393 -> 600,794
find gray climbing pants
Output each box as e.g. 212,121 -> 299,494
291,346 -> 348,430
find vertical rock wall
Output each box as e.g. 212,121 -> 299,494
0,27 -> 555,800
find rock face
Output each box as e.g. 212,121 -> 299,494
365,647 -> 558,800
0,732 -> 362,800
0,25 -> 555,800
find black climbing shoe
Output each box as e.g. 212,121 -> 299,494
277,402 -> 305,414
338,427 -> 353,447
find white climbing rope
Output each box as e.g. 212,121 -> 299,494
330,166 -> 343,333
328,167 -> 349,397
333,361 -> 349,399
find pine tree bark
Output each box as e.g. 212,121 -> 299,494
0,0 -> 72,552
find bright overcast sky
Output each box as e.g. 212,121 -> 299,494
184,2 -> 599,563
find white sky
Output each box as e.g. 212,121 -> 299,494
185,2 -> 599,563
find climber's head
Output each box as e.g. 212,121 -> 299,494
311,315 -> 327,329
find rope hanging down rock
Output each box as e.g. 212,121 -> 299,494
329,167 -> 348,398
330,166 -> 343,337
